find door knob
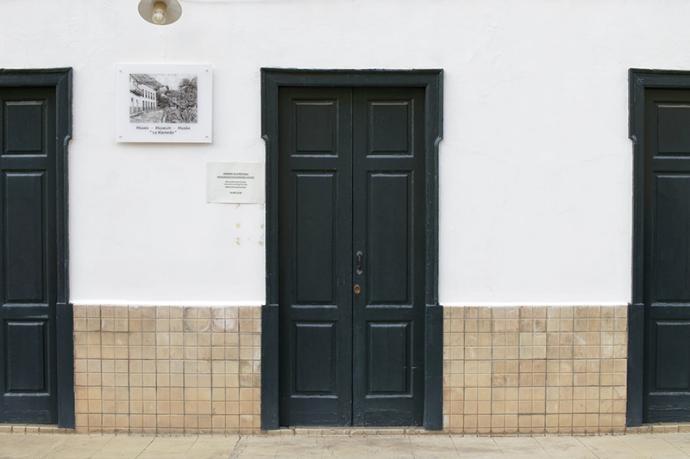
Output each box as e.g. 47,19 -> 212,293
353,284 -> 361,295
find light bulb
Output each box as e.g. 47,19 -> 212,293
151,1 -> 167,25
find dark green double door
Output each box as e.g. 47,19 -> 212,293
641,88 -> 690,422
278,87 -> 426,426
637,89 -> 690,422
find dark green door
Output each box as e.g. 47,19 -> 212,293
642,88 -> 690,422
278,87 -> 426,426
0,88 -> 58,423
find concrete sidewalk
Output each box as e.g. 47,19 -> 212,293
3,432 -> 690,458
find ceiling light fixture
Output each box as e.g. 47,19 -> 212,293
138,0 -> 182,26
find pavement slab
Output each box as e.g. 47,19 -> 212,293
408,435 -> 458,458
450,436 -> 502,457
534,435 -> 597,458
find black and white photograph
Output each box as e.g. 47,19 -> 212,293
129,73 -> 198,124
117,64 -> 212,143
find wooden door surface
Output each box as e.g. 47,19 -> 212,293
278,88 -> 354,425
0,87 -> 58,423
643,88 -> 690,422
351,88 -> 425,426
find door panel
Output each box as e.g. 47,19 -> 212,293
367,101 -> 412,155
294,102 -> 338,155
0,88 -> 57,423
650,174 -> 690,302
367,322 -> 411,394
3,101 -> 44,154
278,86 -> 425,426
657,105 -> 690,154
652,321 -> 690,390
366,172 -> 412,305
4,172 -> 46,302
352,88 -> 425,426
279,88 -> 353,426
294,172 -> 337,304
643,90 -> 690,422
294,323 -> 337,393
6,321 -> 48,392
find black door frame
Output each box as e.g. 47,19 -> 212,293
0,68 -> 73,428
261,69 -> 443,430
627,68 -> 690,426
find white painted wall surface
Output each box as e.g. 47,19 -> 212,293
1,0 -> 685,306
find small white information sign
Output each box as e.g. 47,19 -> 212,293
207,162 -> 264,204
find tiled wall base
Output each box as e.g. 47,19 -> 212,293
73,306 -> 261,434
73,304 -> 626,435
443,306 -> 627,434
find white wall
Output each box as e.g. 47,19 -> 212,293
2,0 -> 688,306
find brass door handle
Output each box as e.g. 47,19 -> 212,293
353,284 -> 361,295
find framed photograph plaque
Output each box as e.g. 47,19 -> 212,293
116,64 -> 212,143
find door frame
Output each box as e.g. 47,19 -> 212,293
0,68 -> 73,428
627,68 -> 690,426
260,69 -> 443,430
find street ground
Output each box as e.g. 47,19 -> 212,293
3,432 -> 690,458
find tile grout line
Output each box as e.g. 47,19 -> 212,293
99,306 -> 104,434
182,307 -> 188,435
490,308 -> 494,436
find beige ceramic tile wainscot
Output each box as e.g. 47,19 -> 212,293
442,305 -> 627,434
73,305 -> 261,434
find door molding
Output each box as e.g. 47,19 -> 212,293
261,69 -> 443,430
0,68 -> 73,428
628,68 -> 690,427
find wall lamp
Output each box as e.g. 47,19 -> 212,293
138,0 -> 183,26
